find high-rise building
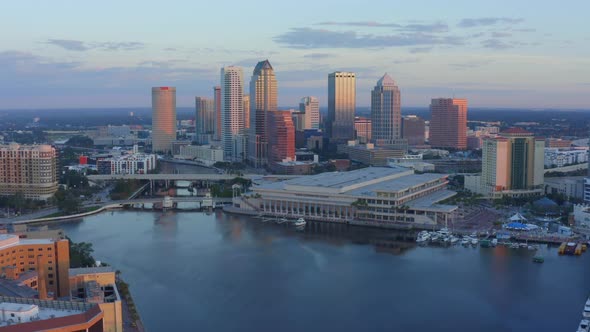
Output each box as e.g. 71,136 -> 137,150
429,98 -> 467,150
328,72 -> 356,142
267,110 -> 295,169
585,128 -> 590,203
243,95 -> 250,129
465,128 -> 544,198
220,66 -> 245,161
195,97 -> 215,144
299,96 -> 320,129
249,60 -> 277,167
371,73 -> 401,145
151,87 -> 176,153
213,86 -> 221,141
0,144 -> 58,200
354,117 -> 372,143
402,115 -> 426,147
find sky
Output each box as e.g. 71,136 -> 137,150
1,0 -> 589,109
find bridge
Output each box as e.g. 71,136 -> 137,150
87,173 -> 300,181
108,196 -> 233,205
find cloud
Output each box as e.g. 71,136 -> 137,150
481,39 -> 515,49
393,58 -> 421,64
449,60 -> 494,69
316,21 -> 448,33
409,47 -> 432,53
47,39 -> 89,51
303,53 -> 337,59
491,32 -> 512,38
458,17 -> 524,28
46,39 -> 145,51
274,28 -> 464,49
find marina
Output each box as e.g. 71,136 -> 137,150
55,210 -> 590,332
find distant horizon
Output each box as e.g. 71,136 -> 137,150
1,1 -> 589,109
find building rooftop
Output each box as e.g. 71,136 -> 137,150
346,173 -> 447,196
281,167 -> 410,190
69,266 -> 115,277
500,127 -> 533,135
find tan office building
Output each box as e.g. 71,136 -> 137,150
429,98 -> 467,150
152,87 -> 177,154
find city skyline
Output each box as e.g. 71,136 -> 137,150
1,1 -> 589,109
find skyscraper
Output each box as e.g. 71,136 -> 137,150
371,73 -> 401,145
220,66 -> 244,161
299,96 -> 320,129
429,98 -> 467,150
152,87 -> 176,154
402,115 -> 426,147
195,96 -> 215,144
354,116 -> 372,143
213,86 -> 221,141
267,110 -> 295,169
585,127 -> 590,203
243,95 -> 250,129
466,128 -> 544,198
249,60 -> 277,167
328,72 -> 356,142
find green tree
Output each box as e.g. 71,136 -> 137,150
67,236 -> 96,268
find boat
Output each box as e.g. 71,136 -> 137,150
461,238 -> 470,246
532,255 -> 544,263
558,242 -> 567,255
509,243 -> 520,249
519,243 -> 528,248
479,239 -> 491,248
583,299 -> 590,318
491,238 -> 498,247
294,217 -> 306,227
438,228 -> 451,237
575,243 -> 583,255
277,218 -> 287,224
471,238 -> 478,246
450,236 -> 459,245
565,242 -> 577,255
527,245 -> 537,251
577,319 -> 589,332
583,244 -> 588,252
470,232 -> 478,238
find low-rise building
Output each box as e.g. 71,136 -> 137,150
574,204 -> 590,228
544,176 -> 586,200
387,155 -> 435,173
544,148 -> 588,168
177,145 -> 224,166
236,166 -> 457,227
546,138 -> 572,148
96,153 -> 156,175
340,142 -> 405,166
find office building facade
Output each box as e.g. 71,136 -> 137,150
195,97 -> 215,144
429,98 -> 467,150
267,110 -> 295,169
0,144 -> 58,200
151,87 -> 177,154
371,73 -> 401,145
249,60 -> 277,167
213,86 -> 222,141
299,96 -> 320,130
328,72 -> 356,142
402,115 -> 426,147
220,66 -> 245,161
354,117 -> 372,143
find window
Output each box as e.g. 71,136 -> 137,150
48,267 -> 53,270
48,281 -> 54,285
28,248 -> 34,252
48,273 -> 54,278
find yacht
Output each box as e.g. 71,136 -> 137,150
438,228 -> 451,237
578,319 -> 590,332
416,232 -> 430,244
471,238 -> 478,246
461,237 -> 470,246
583,298 -> 590,318
491,238 -> 498,247
277,218 -> 288,224
450,236 -> 459,245
294,218 -> 306,227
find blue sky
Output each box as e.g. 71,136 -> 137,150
1,0 -> 589,109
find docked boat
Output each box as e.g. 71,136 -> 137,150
583,299 -> 590,318
294,217 -> 306,227
277,218 -> 288,224
532,255 -> 544,263
479,239 -> 491,248
438,228 -> 451,237
565,242 -> 577,255
471,238 -> 478,246
558,242 -> 567,255
450,236 -> 459,245
510,243 -> 520,249
577,319 -> 589,332
491,238 -> 498,247
461,238 -> 470,246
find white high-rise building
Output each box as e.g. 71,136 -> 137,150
152,87 -> 176,154
371,73 -> 401,145
328,72 -> 356,142
220,66 -> 245,161
299,96 -> 320,130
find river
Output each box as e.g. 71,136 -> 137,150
58,210 -> 590,331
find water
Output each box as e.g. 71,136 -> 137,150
58,211 -> 590,331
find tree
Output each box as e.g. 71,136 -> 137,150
66,135 -> 94,148
67,236 -> 96,268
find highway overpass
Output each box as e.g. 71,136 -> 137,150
87,173 -> 299,181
